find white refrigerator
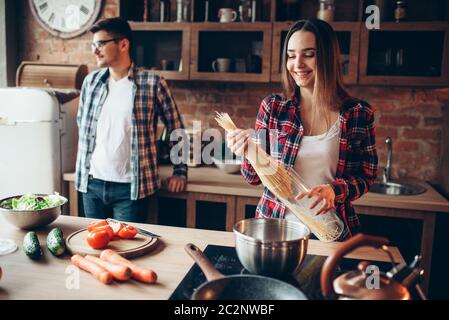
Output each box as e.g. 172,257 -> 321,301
0,88 -> 79,200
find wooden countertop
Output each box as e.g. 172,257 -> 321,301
64,165 -> 449,213
0,215 -> 403,300
161,166 -> 449,213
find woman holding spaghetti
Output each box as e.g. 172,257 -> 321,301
226,19 -> 378,240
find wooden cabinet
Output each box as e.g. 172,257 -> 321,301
190,22 -> 272,82
118,0 -> 449,86
359,22 -> 449,86
274,0 -> 362,22
193,0 -> 272,22
129,22 -> 191,80
362,0 -> 449,23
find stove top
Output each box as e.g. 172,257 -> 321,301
169,245 -> 394,300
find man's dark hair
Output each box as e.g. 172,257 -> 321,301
90,17 -> 133,54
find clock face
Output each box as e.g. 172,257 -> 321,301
30,0 -> 102,39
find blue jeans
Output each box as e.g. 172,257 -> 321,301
82,176 -> 149,223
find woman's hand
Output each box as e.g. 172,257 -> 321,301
226,129 -> 252,157
295,184 -> 336,215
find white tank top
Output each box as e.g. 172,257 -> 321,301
285,118 -> 340,221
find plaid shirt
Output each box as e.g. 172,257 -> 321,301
75,64 -> 187,200
241,94 -> 378,240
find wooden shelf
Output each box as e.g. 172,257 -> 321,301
274,0 -> 363,22
332,22 -> 361,85
362,0 -> 449,23
191,21 -> 273,29
369,21 -> 449,30
130,22 -> 191,80
194,0 -> 272,22
129,21 -> 191,30
189,23 -> 272,82
118,0 -> 449,86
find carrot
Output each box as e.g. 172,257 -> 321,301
100,249 -> 157,284
71,254 -> 113,285
85,255 -> 132,281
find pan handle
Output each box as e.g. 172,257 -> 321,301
184,243 -> 225,282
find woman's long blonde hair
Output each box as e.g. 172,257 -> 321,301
281,19 -> 351,134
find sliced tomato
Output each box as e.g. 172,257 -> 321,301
117,225 -> 138,239
108,220 -> 124,236
86,230 -> 110,249
90,225 -> 114,240
87,220 -> 109,232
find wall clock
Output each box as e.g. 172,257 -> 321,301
29,0 -> 103,39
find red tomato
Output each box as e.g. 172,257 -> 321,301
87,220 -> 109,232
86,230 -> 110,249
90,225 -> 114,240
108,221 -> 124,236
117,226 -> 138,239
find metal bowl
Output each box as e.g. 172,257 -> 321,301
233,218 -> 310,278
0,194 -> 67,229
212,157 -> 242,174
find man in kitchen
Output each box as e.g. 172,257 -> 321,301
75,17 -> 187,223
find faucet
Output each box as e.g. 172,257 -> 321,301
382,137 -> 392,183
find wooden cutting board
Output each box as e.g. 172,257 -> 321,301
65,228 -> 159,259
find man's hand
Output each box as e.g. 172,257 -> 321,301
166,176 -> 187,193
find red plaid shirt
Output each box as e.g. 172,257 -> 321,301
241,94 -> 378,240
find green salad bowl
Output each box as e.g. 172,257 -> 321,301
0,194 -> 67,230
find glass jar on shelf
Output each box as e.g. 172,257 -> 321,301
204,0 -> 209,22
238,0 -> 252,22
160,0 -> 171,22
142,0 -> 149,22
176,0 -> 191,22
317,0 -> 335,22
394,1 -> 407,22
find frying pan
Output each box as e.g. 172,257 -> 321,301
185,243 -> 308,300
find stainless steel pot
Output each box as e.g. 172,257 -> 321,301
233,218 -> 310,278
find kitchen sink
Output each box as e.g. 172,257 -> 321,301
370,181 -> 427,196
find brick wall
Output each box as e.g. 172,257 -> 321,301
17,0 -> 449,183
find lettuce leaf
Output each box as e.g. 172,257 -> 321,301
1,193 -> 65,210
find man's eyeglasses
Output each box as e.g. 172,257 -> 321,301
90,38 -> 124,50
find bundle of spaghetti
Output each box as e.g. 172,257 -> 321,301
215,112 -> 344,242
278,168 -> 344,242
215,112 -> 292,199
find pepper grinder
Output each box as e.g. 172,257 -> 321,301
395,0 -> 407,22
143,0 -> 149,22
160,0 -> 171,22
251,0 -> 256,22
176,0 -> 182,22
317,0 -> 335,22
204,0 -> 209,22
